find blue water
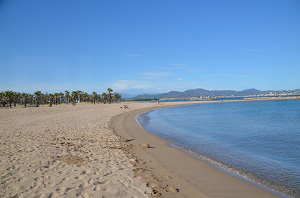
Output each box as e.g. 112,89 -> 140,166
137,100 -> 300,197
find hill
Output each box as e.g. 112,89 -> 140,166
133,88 -> 267,99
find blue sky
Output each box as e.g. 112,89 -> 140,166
0,0 -> 299,94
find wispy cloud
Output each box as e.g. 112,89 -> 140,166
110,79 -> 211,94
126,54 -> 142,57
112,80 -> 152,91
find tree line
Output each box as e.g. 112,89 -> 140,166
0,88 -> 122,108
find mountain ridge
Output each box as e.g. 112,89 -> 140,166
131,88 -> 299,99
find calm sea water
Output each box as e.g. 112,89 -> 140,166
137,100 -> 300,197
215,97 -> 245,100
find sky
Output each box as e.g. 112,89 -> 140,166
0,0 -> 299,94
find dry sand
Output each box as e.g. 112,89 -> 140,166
0,103 -> 156,198
0,101 -> 280,197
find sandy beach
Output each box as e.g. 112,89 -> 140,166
0,102 -> 279,197
0,103 -> 155,198
1,0 -> 299,196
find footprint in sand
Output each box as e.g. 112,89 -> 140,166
93,185 -> 100,192
87,178 -> 92,185
95,179 -> 109,185
78,183 -> 84,189
64,187 -> 72,193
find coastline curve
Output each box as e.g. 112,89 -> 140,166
112,104 -> 280,198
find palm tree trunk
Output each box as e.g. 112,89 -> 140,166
24,99 -> 27,107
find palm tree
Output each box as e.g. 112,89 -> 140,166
34,91 -> 42,107
21,93 -> 28,107
113,92 -> 122,102
107,88 -> 113,104
92,92 -> 97,104
54,93 -> 59,105
29,94 -> 34,106
59,92 -> 64,104
76,90 -> 82,102
81,92 -> 88,102
0,89 -> 122,108
102,93 -> 107,104
1,92 -> 9,107
49,94 -> 54,107
4,91 -> 14,108
65,90 -> 70,104
13,92 -> 20,107
71,91 -> 78,105
0,92 -> 6,107
44,92 -> 49,105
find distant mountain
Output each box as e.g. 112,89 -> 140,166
132,88 -> 268,99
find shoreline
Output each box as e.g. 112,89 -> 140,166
112,102 -> 281,198
1,99 -> 296,197
137,111 -> 291,197
164,140 -> 290,198
137,105 -> 298,197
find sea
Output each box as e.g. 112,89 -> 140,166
137,100 -> 300,197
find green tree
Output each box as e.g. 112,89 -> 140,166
72,91 -> 78,105
102,93 -> 107,104
49,94 -> 54,107
65,90 -> 70,104
92,92 -> 97,104
76,90 -> 82,102
81,92 -> 88,102
4,91 -> 14,108
113,92 -> 122,102
59,92 -> 64,104
21,93 -> 29,107
53,93 -> 59,105
107,88 -> 113,104
0,92 -> 6,107
34,91 -> 42,107
13,92 -> 20,107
